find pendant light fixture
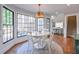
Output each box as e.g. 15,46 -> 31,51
35,4 -> 45,18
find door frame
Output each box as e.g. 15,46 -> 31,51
64,14 -> 78,38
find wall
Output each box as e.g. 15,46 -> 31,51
64,16 -> 67,39
77,14 -> 79,34
53,13 -> 65,22
0,5 -> 3,48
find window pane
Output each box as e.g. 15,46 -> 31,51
17,14 -> 36,37
55,22 -> 63,28
3,7 -> 14,43
18,14 -> 22,18
38,18 -> 44,32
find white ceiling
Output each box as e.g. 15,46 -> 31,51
9,4 -> 79,16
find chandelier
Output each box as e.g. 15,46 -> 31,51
35,4 -> 45,18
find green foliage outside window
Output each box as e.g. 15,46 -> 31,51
3,8 -> 13,26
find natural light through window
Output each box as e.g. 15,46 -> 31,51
38,18 -> 44,33
2,6 -> 14,43
17,14 -> 36,37
55,22 -> 63,28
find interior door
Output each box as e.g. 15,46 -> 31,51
67,16 -> 77,37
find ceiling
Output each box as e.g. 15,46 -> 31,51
9,4 -> 79,16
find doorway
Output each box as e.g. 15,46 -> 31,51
67,15 -> 77,37
67,15 -> 77,53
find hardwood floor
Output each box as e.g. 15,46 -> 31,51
5,41 -> 27,54
5,35 -> 75,54
51,35 -> 75,54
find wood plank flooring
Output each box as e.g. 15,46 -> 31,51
5,35 -> 75,54
51,35 -> 75,54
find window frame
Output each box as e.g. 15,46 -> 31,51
17,14 -> 27,38
37,18 -> 44,32
55,22 -> 63,28
17,13 -> 36,38
3,6 -> 14,44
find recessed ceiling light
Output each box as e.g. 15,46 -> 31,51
67,4 -> 70,6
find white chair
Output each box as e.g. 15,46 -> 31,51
34,35 -> 47,49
